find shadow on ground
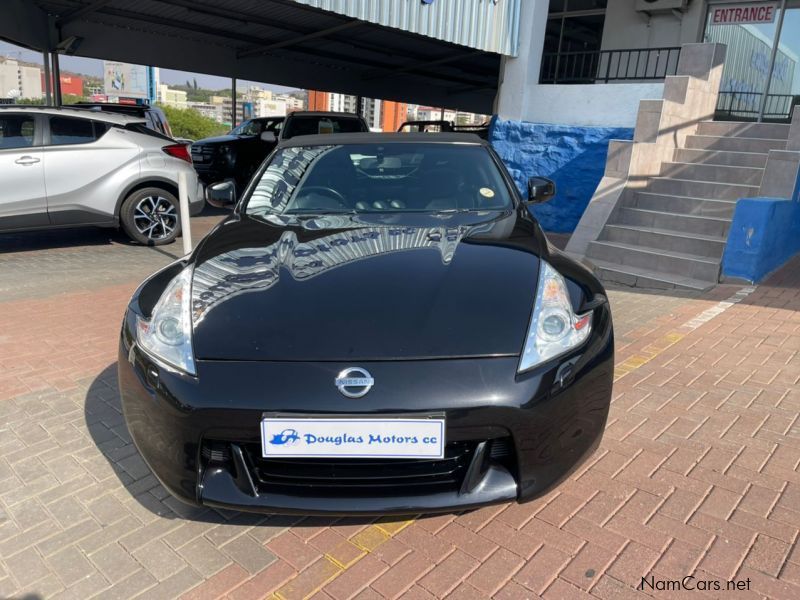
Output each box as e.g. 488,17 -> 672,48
84,363 -> 419,529
0,227 -> 129,254
0,205 -> 228,255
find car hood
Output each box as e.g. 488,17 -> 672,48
190,210 -> 544,361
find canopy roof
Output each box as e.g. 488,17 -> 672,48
3,0 -> 502,113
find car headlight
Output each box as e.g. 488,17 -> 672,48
518,260 -> 592,373
136,268 -> 196,375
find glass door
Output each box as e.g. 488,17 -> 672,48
705,1 -> 783,121
765,1 -> 800,121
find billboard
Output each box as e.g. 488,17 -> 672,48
103,61 -> 148,99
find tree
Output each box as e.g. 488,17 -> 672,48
158,104 -> 227,141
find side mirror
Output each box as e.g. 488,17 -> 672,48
206,180 -> 236,208
260,131 -> 277,143
526,177 -> 556,204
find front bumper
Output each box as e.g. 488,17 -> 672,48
117,304 -> 613,515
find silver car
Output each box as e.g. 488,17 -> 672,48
0,106 -> 204,245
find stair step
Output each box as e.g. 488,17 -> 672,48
658,162 -> 764,187
629,192 -> 737,218
673,148 -> 769,169
588,259 -> 715,292
615,207 -> 731,237
646,178 -> 758,201
684,135 -> 787,153
586,240 -> 720,281
601,225 -> 726,259
696,121 -> 790,140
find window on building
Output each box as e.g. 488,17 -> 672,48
707,0 -> 800,122
541,0 -> 608,84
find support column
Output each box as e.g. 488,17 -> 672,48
51,52 -> 62,106
231,78 -> 237,127
42,49 -> 52,105
495,0 -> 549,121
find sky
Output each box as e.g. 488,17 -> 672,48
0,40 -> 299,92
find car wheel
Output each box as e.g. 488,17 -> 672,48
120,188 -> 181,245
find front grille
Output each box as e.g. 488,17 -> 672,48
202,437 -> 517,498
190,145 -> 215,164
242,441 -> 476,496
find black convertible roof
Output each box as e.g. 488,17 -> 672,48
278,132 -> 485,147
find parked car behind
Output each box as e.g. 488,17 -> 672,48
0,106 -> 203,245
398,119 -> 489,139
72,102 -> 174,138
190,111 -> 370,195
190,116 -> 284,194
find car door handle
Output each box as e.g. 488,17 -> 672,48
15,156 -> 41,166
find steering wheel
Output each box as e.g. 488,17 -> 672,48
296,186 -> 347,206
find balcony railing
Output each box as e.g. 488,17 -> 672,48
715,91 -> 799,123
540,47 -> 681,84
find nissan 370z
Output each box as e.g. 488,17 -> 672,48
117,133 -> 614,515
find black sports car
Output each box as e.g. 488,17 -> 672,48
118,133 -> 613,515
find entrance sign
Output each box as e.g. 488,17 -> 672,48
711,3 -> 778,25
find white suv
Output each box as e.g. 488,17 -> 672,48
0,106 -> 204,245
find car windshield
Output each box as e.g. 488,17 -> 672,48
282,116 -> 366,139
245,142 -> 514,216
231,118 -> 281,136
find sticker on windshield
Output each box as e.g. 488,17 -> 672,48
318,119 -> 334,134
479,187 -> 495,199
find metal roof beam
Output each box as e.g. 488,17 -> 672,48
69,5 -> 494,88
56,0 -> 113,26
363,50 -> 483,81
145,0 -> 492,78
45,0 -> 496,90
237,21 -> 361,59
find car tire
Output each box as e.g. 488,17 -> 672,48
120,187 -> 182,246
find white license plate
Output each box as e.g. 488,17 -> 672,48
260,418 -> 445,459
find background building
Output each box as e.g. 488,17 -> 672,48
157,84 -> 187,109
0,57 -> 42,100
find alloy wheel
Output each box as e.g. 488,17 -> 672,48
133,196 -> 178,241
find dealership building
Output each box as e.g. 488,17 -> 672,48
2,0 -> 799,287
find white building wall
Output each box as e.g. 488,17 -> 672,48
495,0 -> 713,127
518,82 -> 665,127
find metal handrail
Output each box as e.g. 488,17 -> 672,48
540,47 -> 682,84
715,91 -> 798,123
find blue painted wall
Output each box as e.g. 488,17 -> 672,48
489,116 -> 633,233
722,164 -> 800,282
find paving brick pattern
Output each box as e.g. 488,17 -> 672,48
0,222 -> 798,599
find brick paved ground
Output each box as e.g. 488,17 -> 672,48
0,218 -> 798,599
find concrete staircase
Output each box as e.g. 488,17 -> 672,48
585,120 -> 791,291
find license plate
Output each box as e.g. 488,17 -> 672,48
260,418 -> 445,459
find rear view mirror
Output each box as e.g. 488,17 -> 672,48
526,177 -> 556,204
260,131 -> 277,143
206,181 -> 236,208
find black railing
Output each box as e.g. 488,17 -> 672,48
715,92 -> 798,123
540,47 -> 681,84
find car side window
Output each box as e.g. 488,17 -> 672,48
149,112 -> 167,135
48,116 -> 103,146
0,115 -> 36,150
